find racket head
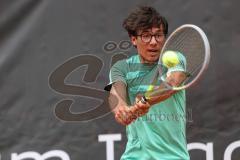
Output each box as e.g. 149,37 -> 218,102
158,24 -> 211,90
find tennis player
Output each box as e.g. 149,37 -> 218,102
105,6 -> 190,160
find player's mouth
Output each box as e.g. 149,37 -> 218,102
147,49 -> 160,55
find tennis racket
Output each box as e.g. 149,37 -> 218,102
140,24 -> 211,104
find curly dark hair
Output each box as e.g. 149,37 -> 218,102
122,6 -> 168,37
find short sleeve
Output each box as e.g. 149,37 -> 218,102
104,60 -> 127,91
167,52 -> 187,74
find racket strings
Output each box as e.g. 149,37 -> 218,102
174,30 -> 203,70
172,31 -> 203,65
161,27 -> 206,85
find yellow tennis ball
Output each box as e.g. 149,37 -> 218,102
147,85 -> 154,92
162,50 -> 179,68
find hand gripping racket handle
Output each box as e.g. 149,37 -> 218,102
140,96 -> 147,104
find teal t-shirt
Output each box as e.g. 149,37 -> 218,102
108,54 -> 190,160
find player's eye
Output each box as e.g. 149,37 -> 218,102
156,34 -> 165,38
142,34 -> 151,38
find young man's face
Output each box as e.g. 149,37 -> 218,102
131,25 -> 166,63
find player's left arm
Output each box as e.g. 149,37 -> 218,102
146,71 -> 187,105
147,52 -> 187,105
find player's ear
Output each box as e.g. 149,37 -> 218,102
130,36 -> 137,46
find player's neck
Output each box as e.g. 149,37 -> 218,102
139,56 -> 157,65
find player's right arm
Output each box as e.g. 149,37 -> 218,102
108,81 -> 132,125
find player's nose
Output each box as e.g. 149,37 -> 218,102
149,36 -> 157,45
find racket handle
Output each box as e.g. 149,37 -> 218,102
140,96 -> 147,104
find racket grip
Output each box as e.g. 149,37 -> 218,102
140,96 -> 147,104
